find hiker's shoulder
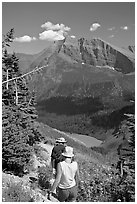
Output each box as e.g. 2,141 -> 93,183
55,144 -> 65,151
52,144 -> 64,152
72,161 -> 78,167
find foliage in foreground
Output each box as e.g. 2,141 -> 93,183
38,166 -> 52,189
2,180 -> 34,202
2,166 -> 53,202
77,161 -> 134,202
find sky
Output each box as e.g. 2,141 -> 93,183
2,1 -> 135,54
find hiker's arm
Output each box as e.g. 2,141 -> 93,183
51,148 -> 55,169
50,163 -> 62,193
51,157 -> 55,169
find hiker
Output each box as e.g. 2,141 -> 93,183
51,137 -> 67,177
49,146 -> 80,202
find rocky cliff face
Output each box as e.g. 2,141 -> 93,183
62,38 -> 135,73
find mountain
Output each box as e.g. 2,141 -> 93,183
16,53 -> 37,72
17,37 -> 135,141
23,37 -> 134,101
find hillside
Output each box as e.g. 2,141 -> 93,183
2,121 -> 119,202
3,118 -> 134,202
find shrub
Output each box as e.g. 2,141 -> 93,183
38,166 -> 52,189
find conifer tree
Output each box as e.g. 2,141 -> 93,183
2,29 -> 41,175
114,111 -> 135,201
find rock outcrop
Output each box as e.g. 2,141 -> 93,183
128,45 -> 135,54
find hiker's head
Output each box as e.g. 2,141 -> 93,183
55,137 -> 67,145
62,146 -> 74,159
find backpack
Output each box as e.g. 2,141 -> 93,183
51,144 -> 65,168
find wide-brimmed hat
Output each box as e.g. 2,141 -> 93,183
56,137 -> 67,143
62,146 -> 74,158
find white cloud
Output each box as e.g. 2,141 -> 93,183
90,23 -> 101,31
108,27 -> 115,31
14,35 -> 36,42
109,35 -> 114,38
120,26 -> 128,30
39,30 -> 65,41
70,35 -> 76,38
40,21 -> 71,41
41,21 -> 71,32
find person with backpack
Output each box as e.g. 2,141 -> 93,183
51,137 -> 67,178
49,146 -> 80,202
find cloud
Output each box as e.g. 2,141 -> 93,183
41,21 -> 71,32
40,21 -> 71,41
90,23 -> 101,31
109,35 -> 114,38
70,35 -> 76,38
108,27 -> 115,31
14,35 -> 36,42
120,26 -> 128,30
39,30 -> 65,41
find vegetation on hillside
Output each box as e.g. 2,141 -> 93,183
37,97 -> 134,143
76,111 -> 135,202
2,115 -> 135,202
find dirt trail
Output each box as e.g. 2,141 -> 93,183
37,142 -> 59,201
38,142 -> 54,155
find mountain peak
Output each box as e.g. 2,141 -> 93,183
65,36 -> 78,46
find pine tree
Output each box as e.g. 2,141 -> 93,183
2,29 -> 42,175
114,111 -> 135,201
